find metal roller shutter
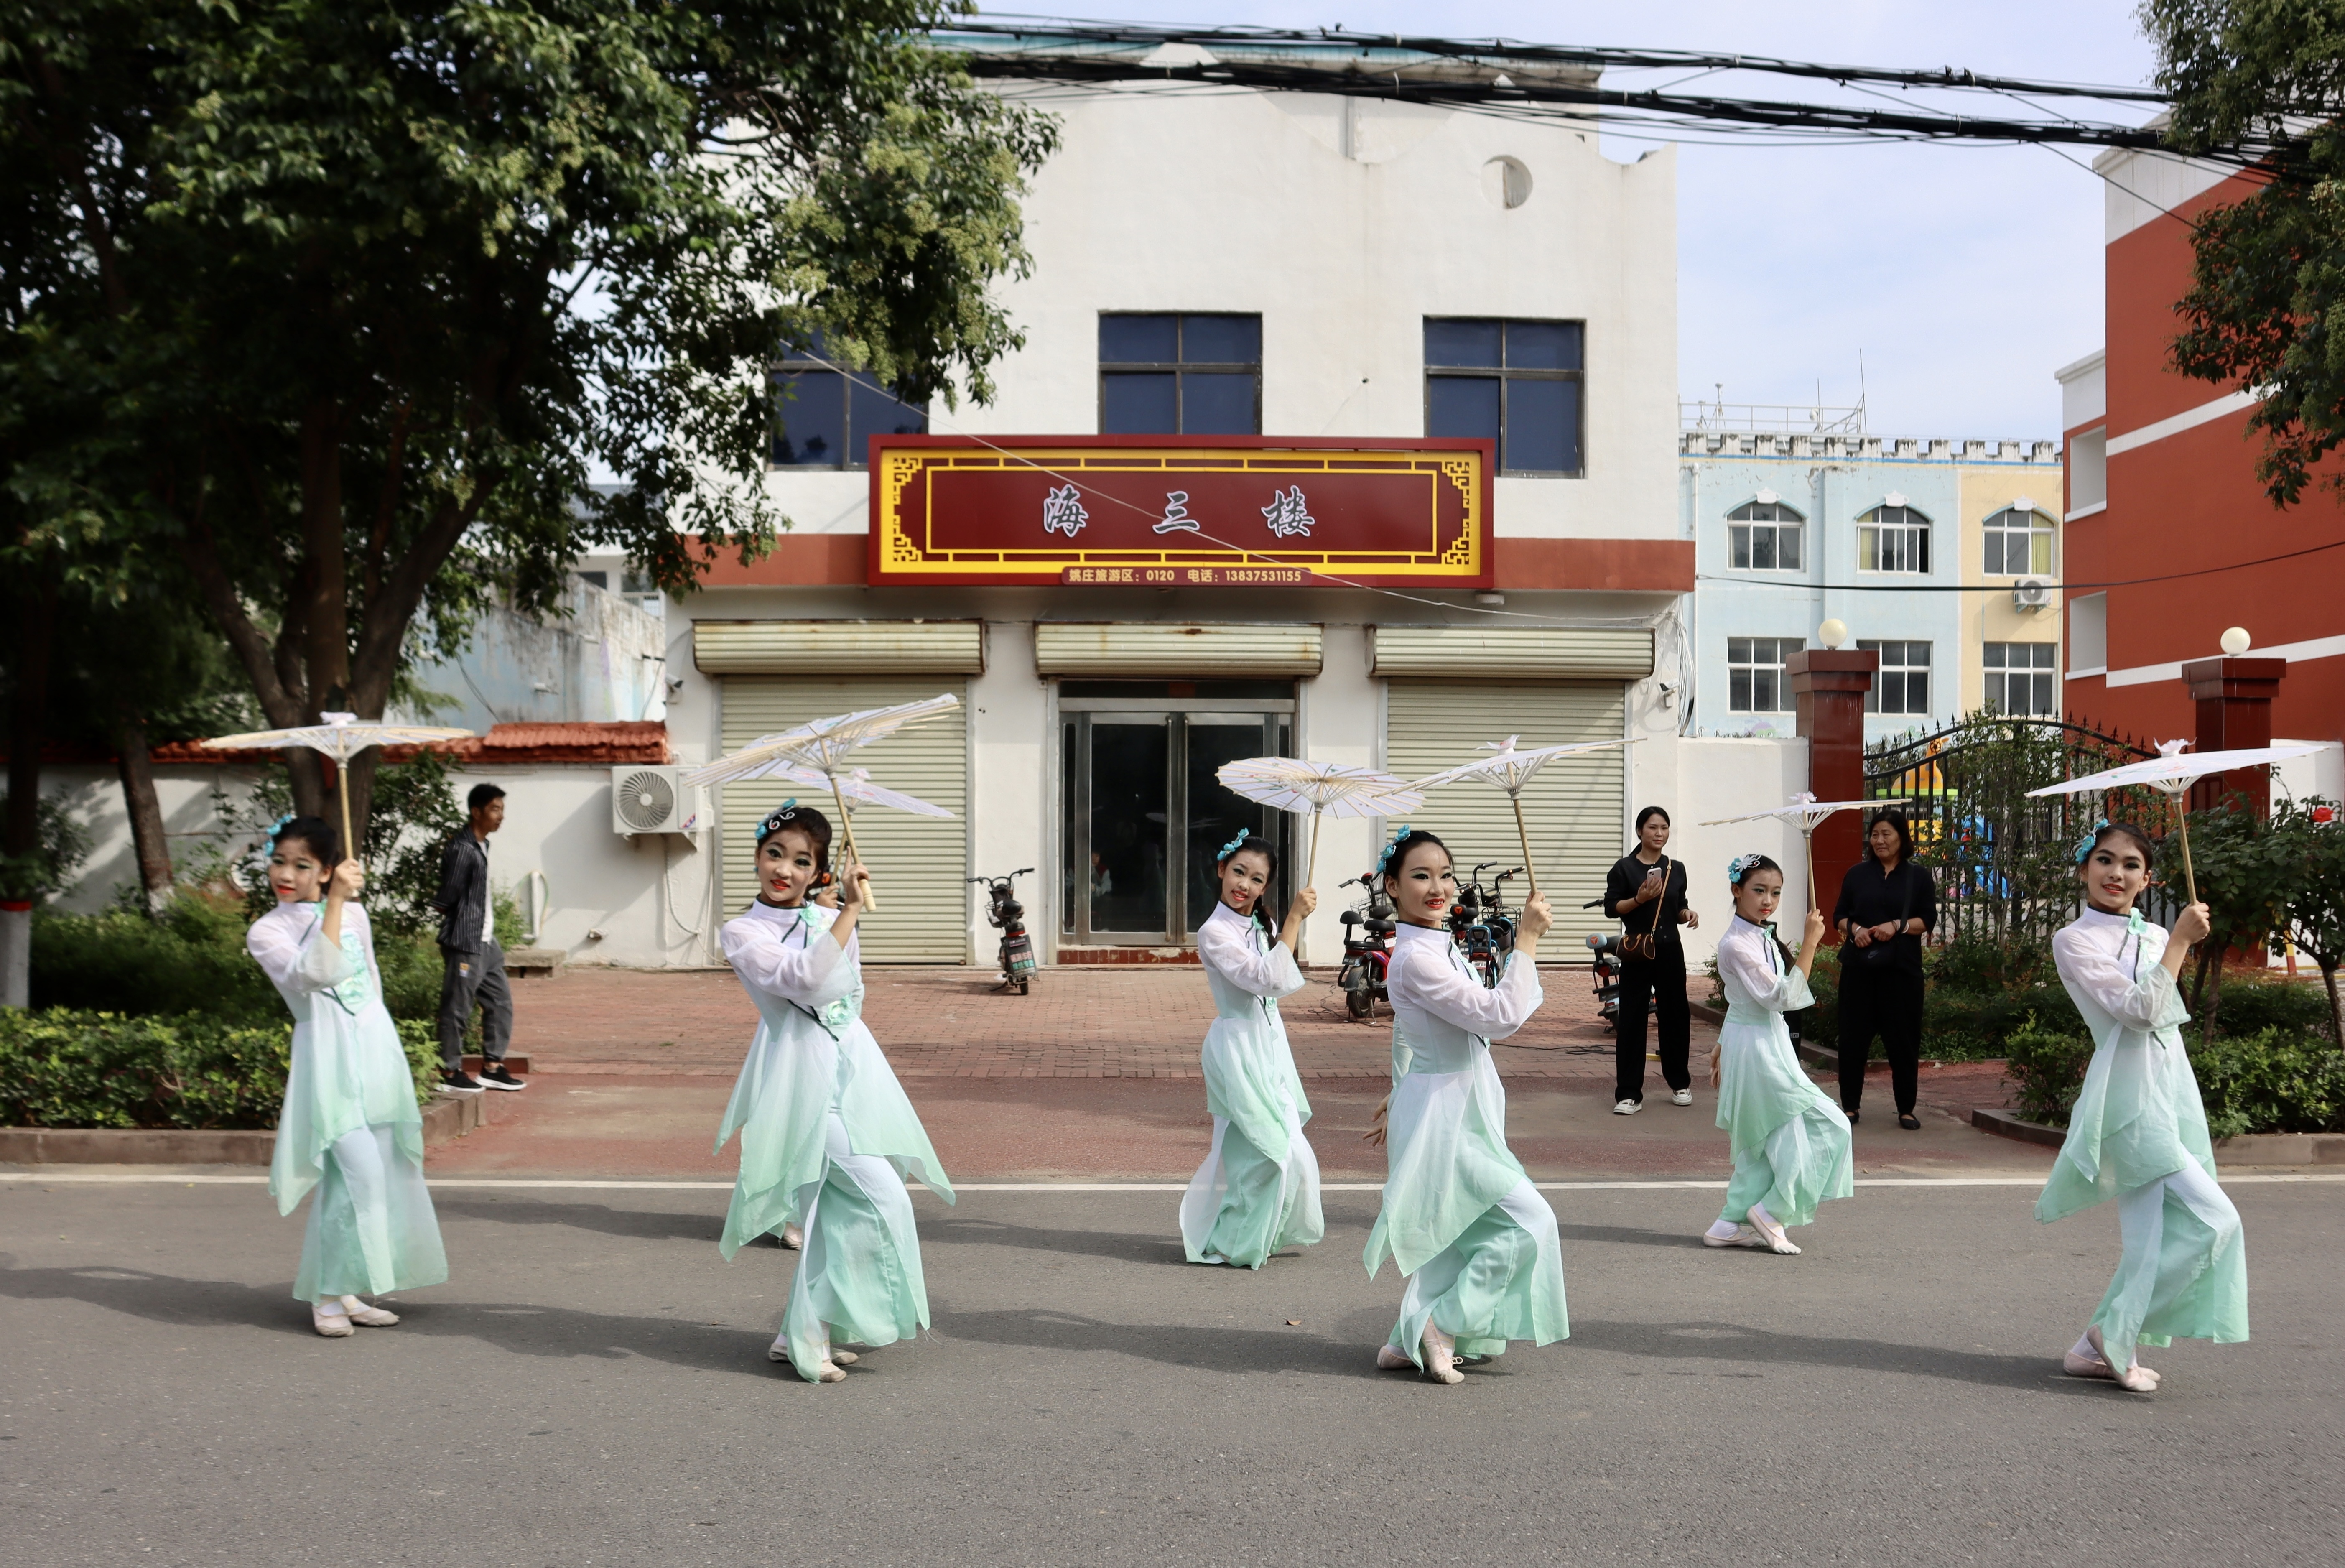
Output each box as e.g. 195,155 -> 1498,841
721,676 -> 968,963
1383,681 -> 1626,946
1034,622 -> 1323,677
1373,625 -> 1652,680
694,620 -> 984,675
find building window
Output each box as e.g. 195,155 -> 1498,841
1985,642 -> 2058,716
1099,314 -> 1261,435
2068,591 -> 2108,675
1857,502 -> 1932,574
1727,497 -> 1805,570
1424,317 -> 1584,475
1983,505 -> 2055,576
771,337 -> 928,468
1726,636 -> 1801,713
1859,639 -> 1932,715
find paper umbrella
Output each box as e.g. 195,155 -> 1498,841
2024,739 -> 2322,902
203,712 -> 474,867
1212,757 -> 1424,890
1409,736 -> 1634,898
1699,793 -> 1911,911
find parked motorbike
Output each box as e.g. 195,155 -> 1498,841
1447,862 -> 1523,988
970,869 -> 1037,994
1336,872 -> 1397,1019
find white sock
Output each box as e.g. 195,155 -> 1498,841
2071,1333 -> 2103,1363
314,1298 -> 349,1317
1706,1219 -> 1744,1240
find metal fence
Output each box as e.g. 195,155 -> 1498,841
1863,716 -> 2181,947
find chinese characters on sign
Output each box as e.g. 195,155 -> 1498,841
1152,491 -> 1201,535
1260,485 -> 1315,539
1042,484 -> 1089,538
1063,566 -> 1309,585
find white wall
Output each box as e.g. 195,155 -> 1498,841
762,87 -> 1680,544
1625,734 -> 1810,969
2276,740 -> 2345,808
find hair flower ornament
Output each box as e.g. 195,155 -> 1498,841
756,800 -> 800,841
1725,852 -> 1763,883
2071,816 -> 2113,865
1376,826 -> 1415,875
1216,827 -> 1252,862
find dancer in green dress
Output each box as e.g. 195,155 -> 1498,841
1364,829 -> 1567,1384
1178,829 -> 1323,1268
2041,821 -> 2243,1393
1702,854 -> 1852,1255
247,816 -> 447,1337
716,804 -> 954,1383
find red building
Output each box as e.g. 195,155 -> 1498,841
2058,146 -> 2345,751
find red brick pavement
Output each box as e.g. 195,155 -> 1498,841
510,964 -> 1625,1080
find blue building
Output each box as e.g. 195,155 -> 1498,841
1679,431 -> 2062,742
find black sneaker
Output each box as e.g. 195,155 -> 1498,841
438,1069 -> 486,1095
479,1063 -> 527,1091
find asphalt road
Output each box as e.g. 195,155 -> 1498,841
4,1174 -> 2340,1568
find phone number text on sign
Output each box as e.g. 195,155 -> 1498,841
1061,566 -> 1311,586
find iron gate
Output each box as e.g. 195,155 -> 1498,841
1863,716 -> 2179,946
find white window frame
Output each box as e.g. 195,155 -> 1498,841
1858,502 -> 1932,575
1726,635 -> 1800,714
1982,505 -> 2056,577
1859,638 -> 1932,716
1726,497 -> 1805,571
1984,641 -> 2059,716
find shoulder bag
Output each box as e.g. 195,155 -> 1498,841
1622,857 -> 1670,961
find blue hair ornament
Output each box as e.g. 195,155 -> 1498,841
1376,825 -> 1415,875
756,800 -> 800,843
2072,816 -> 2113,865
1726,852 -> 1763,884
1216,827 -> 1252,862
266,812 -> 296,841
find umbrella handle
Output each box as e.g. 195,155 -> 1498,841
828,775 -> 877,913
336,765 -> 357,875
2176,808 -> 2197,907
1509,793 -> 1539,902
1804,827 -> 1816,915
1304,807 -> 1321,897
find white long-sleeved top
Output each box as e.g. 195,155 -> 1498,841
720,897 -> 859,1015
1196,901 -> 1306,1013
1715,917 -> 1813,1022
1384,921 -> 1542,1077
2051,906 -> 2179,1033
247,898 -> 372,1014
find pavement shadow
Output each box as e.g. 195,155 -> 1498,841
0,1263 -> 782,1382
1572,1318 -> 2098,1394
1555,1220 -> 1712,1251
936,1306 -> 1370,1379
431,1196 -> 721,1245
925,1215 -> 1185,1266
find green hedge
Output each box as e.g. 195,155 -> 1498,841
31,898 -> 446,1024
2003,1012 -> 2345,1139
0,1008 -> 438,1131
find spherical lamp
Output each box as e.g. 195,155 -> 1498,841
1818,618 -> 1851,650
2220,626 -> 2252,656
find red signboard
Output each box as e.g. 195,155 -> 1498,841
867,436 -> 1493,587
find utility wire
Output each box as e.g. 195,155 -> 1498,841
1698,533 -> 2345,593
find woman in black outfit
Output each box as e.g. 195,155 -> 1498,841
1604,806 -> 1698,1114
1831,808 -> 1937,1129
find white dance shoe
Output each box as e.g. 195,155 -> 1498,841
340,1295 -> 400,1327
1420,1323 -> 1465,1385
311,1303 -> 354,1338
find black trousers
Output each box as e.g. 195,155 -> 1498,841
1836,961 -> 1923,1114
1614,944 -> 1691,1103
437,939 -> 512,1071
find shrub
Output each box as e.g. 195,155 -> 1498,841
31,893 -> 447,1025
2194,1027 -> 2345,1140
2000,1012 -> 2095,1126
0,1009 -> 437,1130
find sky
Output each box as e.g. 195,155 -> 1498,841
971,2 -> 2164,441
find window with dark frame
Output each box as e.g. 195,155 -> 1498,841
1098,314 -> 1262,435
1982,505 -> 2055,576
1726,636 -> 1801,713
1985,641 -> 2058,716
1424,318 -> 1584,476
1857,503 -> 1932,574
770,335 -> 929,469
1859,639 -> 1933,715
1726,498 -> 1805,571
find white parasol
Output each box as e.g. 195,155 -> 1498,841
202,711 -> 474,865
1409,736 -> 1634,899
764,763 -> 955,821
1700,793 -> 1911,911
683,693 -> 961,910
2024,739 -> 2322,901
1213,757 -> 1424,891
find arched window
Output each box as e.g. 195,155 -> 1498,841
1726,495 -> 1804,570
1857,498 -> 1931,574
1982,504 -> 2055,576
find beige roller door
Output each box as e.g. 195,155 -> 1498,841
721,676 -> 968,963
1034,622 -> 1323,677
1383,681 -> 1626,946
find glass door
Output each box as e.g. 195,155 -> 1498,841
1063,707 -> 1291,945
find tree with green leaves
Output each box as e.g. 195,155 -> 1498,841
4,1 -> 1053,845
2146,0 -> 2345,503
2274,797 -> 2345,1045
2163,794 -> 2297,1040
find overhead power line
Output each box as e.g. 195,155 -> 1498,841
930,16 -> 2254,162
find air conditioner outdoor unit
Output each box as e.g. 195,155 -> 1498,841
2013,577 -> 2053,612
610,765 -> 699,835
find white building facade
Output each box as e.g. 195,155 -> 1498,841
663,69 -> 1701,966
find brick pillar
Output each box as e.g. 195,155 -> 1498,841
2180,655 -> 2288,815
1787,649 -> 1880,910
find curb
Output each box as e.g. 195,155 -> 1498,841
4,1087 -> 506,1166
1970,1107 -> 2345,1165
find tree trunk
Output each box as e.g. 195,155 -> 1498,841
113,716 -> 175,914
2323,962 -> 2343,1052
3,573 -> 59,1008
